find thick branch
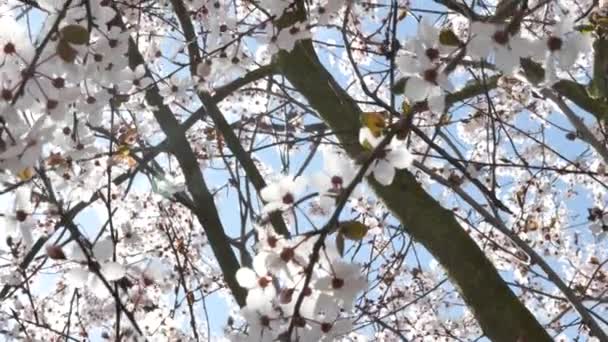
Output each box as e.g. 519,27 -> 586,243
127,38 -> 246,306
170,0 -> 290,237
542,88 -> 608,164
553,80 -> 608,122
277,40 -> 553,342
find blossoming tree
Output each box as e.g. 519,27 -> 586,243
1,0 -> 608,341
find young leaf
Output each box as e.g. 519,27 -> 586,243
56,39 -> 78,63
60,25 -> 90,45
339,221 -> 369,240
520,58 -> 545,85
360,111 -> 386,137
17,167 -> 34,181
391,77 -> 407,94
439,29 -> 461,46
46,245 -> 66,260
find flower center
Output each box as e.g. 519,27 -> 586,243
1,89 -> 12,102
331,277 -> 345,289
267,235 -> 278,248
3,42 -> 15,55
280,248 -> 294,262
289,26 -> 300,35
294,315 -> 306,327
260,315 -> 270,327
547,36 -> 563,51
171,85 -> 179,93
321,322 -> 333,333
15,210 -> 28,222
423,68 -> 438,84
331,176 -> 343,188
47,99 -> 58,110
142,276 -> 154,287
280,288 -> 294,303
425,47 -> 440,61
492,30 -> 510,45
258,277 -> 270,288
282,193 -> 294,205
52,77 -> 65,89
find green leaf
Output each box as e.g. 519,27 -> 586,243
391,77 -> 407,94
401,100 -> 412,116
339,220 -> 369,240
439,29 -> 461,46
574,24 -> 595,33
360,111 -> 386,137
60,25 -> 90,45
56,39 -> 77,63
587,82 -> 604,100
520,58 -> 544,85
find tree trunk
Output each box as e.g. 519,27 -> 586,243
278,41 -> 552,342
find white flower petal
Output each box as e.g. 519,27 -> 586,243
396,54 -> 419,75
292,176 -> 307,194
312,173 -> 330,192
314,276 -> 333,291
87,274 -> 112,298
558,39 -> 581,69
388,148 -> 413,169
554,16 -> 574,36
468,23 -> 493,58
18,223 -> 34,250
245,288 -> 271,310
236,267 -> 258,289
263,202 -> 283,214
404,76 -> 431,102
544,55 -> 559,85
373,160 -> 396,186
65,242 -> 87,262
419,18 -> 438,44
436,73 -> 454,92
253,253 -> 270,276
428,94 -> 446,114
510,36 -> 534,58
248,287 -> 275,306
495,47 -> 518,74
101,262 -> 126,281
572,33 -> 592,55
15,188 -> 32,212
260,184 -> 281,202
65,268 -> 89,288
318,195 -> 335,212
92,238 -> 114,261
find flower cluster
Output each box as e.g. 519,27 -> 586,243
1,0 -> 608,341
231,226 -> 366,342
397,13 -> 591,112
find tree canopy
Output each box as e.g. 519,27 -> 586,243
0,0 -> 608,341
